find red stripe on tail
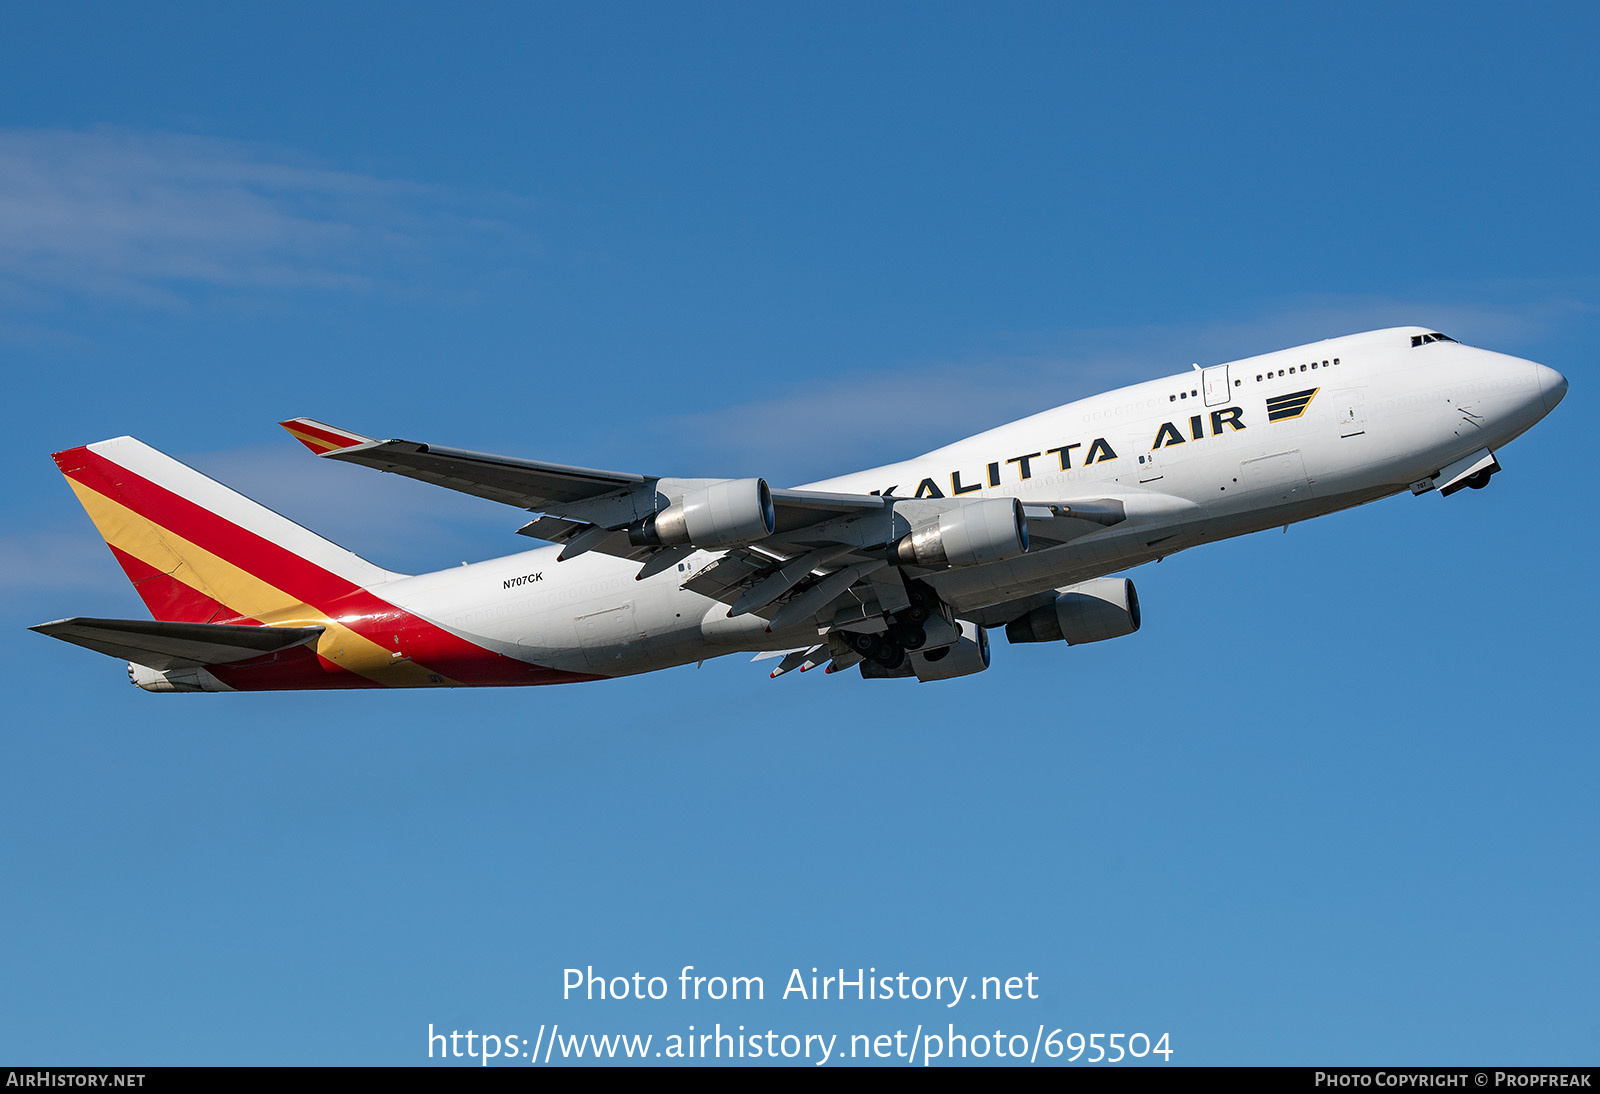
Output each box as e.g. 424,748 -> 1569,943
61,444 -> 591,686
64,446 -> 369,609
106,544 -> 232,623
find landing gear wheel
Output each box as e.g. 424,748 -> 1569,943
848,632 -> 882,656
872,643 -> 906,669
1465,469 -> 1492,490
890,623 -> 927,651
902,581 -> 936,624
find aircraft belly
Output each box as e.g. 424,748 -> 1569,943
574,585 -> 747,675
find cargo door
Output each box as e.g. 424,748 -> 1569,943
577,601 -> 638,669
1240,449 -> 1313,505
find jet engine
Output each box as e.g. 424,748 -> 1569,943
1005,577 -> 1141,645
895,497 -> 1028,568
860,621 -> 992,682
629,478 -> 775,549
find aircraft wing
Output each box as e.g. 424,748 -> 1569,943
279,418 -> 884,559
955,591 -> 1061,628
279,417 -> 649,508
278,418 -> 1167,637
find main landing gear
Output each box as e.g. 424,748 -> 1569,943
844,582 -> 942,669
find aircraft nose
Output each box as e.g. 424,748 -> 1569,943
1537,363 -> 1569,414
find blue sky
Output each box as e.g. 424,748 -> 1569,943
1,2 -> 1595,1066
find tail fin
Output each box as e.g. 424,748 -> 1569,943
53,436 -> 401,623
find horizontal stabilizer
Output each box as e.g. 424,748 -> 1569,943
31,617 -> 325,671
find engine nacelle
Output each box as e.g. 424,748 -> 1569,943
895,497 -> 1028,568
859,621 -> 991,682
1005,578 -> 1141,645
629,478 -> 775,549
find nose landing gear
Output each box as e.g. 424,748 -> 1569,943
1436,449 -> 1502,497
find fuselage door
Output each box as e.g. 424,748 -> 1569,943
1241,449 -> 1314,505
578,601 -> 639,668
1333,388 -> 1368,437
1203,364 -> 1231,406
1137,450 -> 1163,483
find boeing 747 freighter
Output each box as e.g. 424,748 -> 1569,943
32,327 -> 1567,689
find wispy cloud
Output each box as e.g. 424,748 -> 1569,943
0,530 -> 138,599
0,128 -> 514,311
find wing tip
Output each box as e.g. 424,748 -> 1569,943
278,418 -> 374,456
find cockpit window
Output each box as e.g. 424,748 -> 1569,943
1411,332 -> 1458,347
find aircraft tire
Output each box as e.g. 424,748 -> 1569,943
849,632 -> 881,656
892,624 -> 927,650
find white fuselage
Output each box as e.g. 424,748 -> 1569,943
377,327 -> 1566,677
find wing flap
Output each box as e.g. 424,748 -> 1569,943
682,549 -> 785,601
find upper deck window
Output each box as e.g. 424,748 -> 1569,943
1411,332 -> 1458,347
